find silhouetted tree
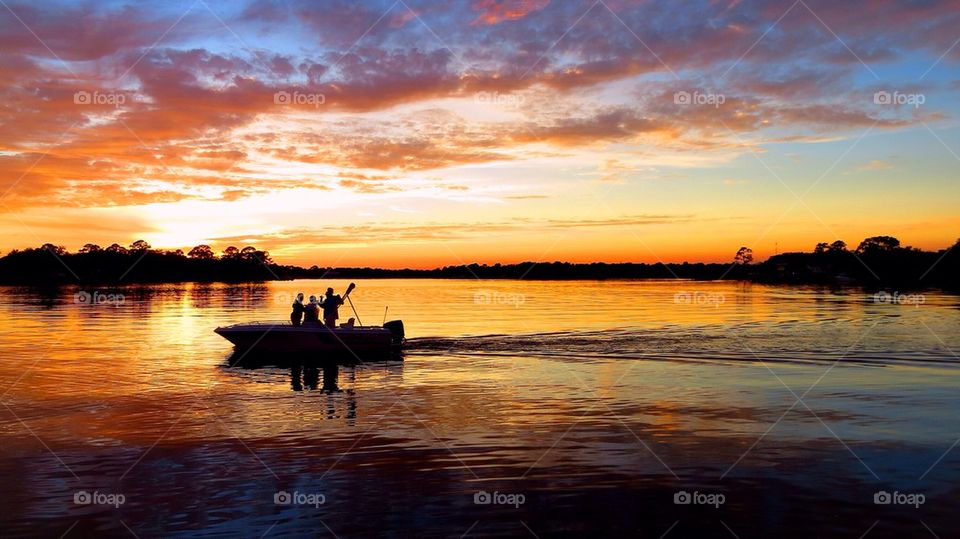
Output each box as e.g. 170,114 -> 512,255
238,246 -> 272,264
129,240 -> 151,252
856,236 -> 900,254
734,246 -> 754,265
829,240 -> 847,252
41,243 -> 66,256
814,242 -> 829,254
106,243 -> 128,254
223,246 -> 239,258
188,245 -> 215,259
79,243 -> 102,253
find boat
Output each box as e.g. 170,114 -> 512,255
215,320 -> 405,358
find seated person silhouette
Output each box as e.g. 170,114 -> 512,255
303,295 -> 321,325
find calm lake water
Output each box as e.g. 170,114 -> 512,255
1,279 -> 959,538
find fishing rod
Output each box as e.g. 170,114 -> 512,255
343,282 -> 362,327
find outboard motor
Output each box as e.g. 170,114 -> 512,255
383,320 -> 405,345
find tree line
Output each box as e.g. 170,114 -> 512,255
754,235 -> 960,289
0,241 -> 281,284
0,235 -> 956,289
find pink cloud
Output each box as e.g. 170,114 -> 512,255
471,0 -> 550,25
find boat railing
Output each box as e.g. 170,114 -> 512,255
228,320 -> 291,326
222,321 -> 387,330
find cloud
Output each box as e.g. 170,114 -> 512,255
594,159 -> 637,184
471,0 -> 550,25
508,108 -> 677,146
0,0 -> 954,218
338,178 -> 402,194
210,213 -> 703,249
0,3 -> 196,61
506,194 -> 549,199
856,159 -> 895,171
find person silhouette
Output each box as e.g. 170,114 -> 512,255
303,295 -> 321,324
320,288 -> 344,328
290,293 -> 305,326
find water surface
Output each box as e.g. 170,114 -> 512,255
1,279 -> 959,537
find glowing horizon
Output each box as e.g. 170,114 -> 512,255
1,0 -> 958,269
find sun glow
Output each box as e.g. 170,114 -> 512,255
0,0 -> 956,267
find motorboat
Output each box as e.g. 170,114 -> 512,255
215,320 -> 405,358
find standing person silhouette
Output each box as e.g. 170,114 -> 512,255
321,287 -> 344,329
290,293 -> 305,326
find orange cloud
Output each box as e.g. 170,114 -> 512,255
471,0 -> 550,25
1,0 -> 957,267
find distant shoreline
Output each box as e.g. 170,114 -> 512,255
2,276 -> 953,296
0,263 -> 954,292
1,236 -> 957,290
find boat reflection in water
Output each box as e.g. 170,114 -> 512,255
290,362 -> 343,393
225,345 -> 404,372
224,348 -> 403,424
289,362 -> 360,420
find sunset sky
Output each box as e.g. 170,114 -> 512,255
0,0 -> 958,268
